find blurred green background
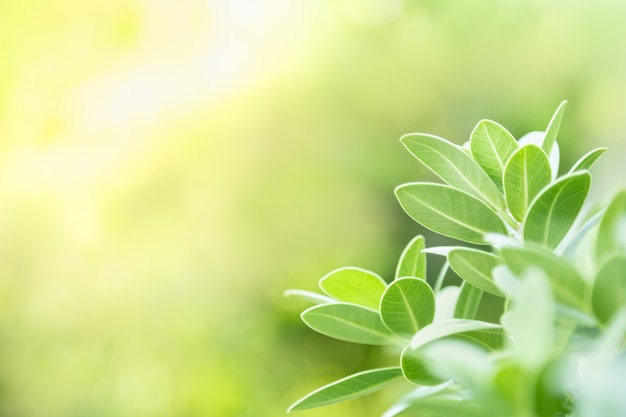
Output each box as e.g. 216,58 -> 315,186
1,1 -> 626,416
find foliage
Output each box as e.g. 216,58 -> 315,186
285,101 -> 626,417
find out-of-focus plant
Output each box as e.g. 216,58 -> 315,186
285,101 -> 626,417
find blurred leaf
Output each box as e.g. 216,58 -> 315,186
591,255 -> 626,324
395,183 -> 507,244
380,278 -> 435,338
535,360 -> 569,417
410,319 -> 502,350
569,147 -> 607,173
561,210 -> 603,260
381,382 -> 454,417
523,171 -> 591,250
500,247 -> 591,311
469,119 -> 518,190
454,282 -> 483,320
287,367 -> 403,412
448,248 -> 504,296
503,144 -> 551,222
301,303 -> 396,345
434,285 -> 460,322
400,133 -> 505,211
501,268 -> 554,368
542,100 -> 567,157
395,235 -> 427,280
319,267 -> 387,310
595,190 -> 626,266
284,289 -> 336,304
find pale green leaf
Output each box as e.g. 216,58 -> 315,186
523,171 -> 591,250
380,278 -> 435,338
500,247 -> 591,311
433,285 -> 459,323
410,319 -> 502,350
448,248 -> 504,296
501,268 -> 554,368
283,289 -> 336,304
592,255 -> 626,324
395,183 -> 508,244
469,119 -> 518,189
301,303 -> 396,345
595,190 -> 626,266
454,282 -> 483,320
381,382 -> 454,417
401,133 -> 506,211
542,100 -> 567,156
503,144 -> 551,222
395,235 -> 426,280
287,367 -> 403,412
319,267 -> 387,310
569,147 -> 607,173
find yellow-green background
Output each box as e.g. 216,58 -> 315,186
1,1 -> 625,416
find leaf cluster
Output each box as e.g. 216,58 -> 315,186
285,102 -> 626,417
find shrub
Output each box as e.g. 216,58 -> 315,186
285,101 -> 626,417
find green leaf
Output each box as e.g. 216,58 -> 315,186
401,345 -> 443,386
542,100 -> 567,156
500,247 -> 591,311
569,147 -> 607,173
595,190 -> 626,266
454,282 -> 483,320
284,289 -> 336,304
410,319 -> 502,350
448,248 -> 504,296
503,144 -> 551,222
518,131 -> 560,180
395,183 -> 508,244
319,267 -> 387,310
301,303 -> 396,345
287,367 -> 403,412
400,133 -> 506,211
592,255 -> 626,324
523,171 -> 591,250
380,278 -> 435,338
469,119 -> 519,189
395,235 -> 426,280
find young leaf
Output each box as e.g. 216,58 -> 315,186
523,171 -> 591,250
380,278 -> 435,338
595,190 -> 626,266
469,119 -> 519,189
410,319 -> 502,350
301,303 -> 396,345
395,235 -> 426,280
448,248 -> 504,296
284,289 -> 336,305
569,147 -> 607,173
287,367 -> 403,412
500,247 -> 591,311
319,267 -> 387,310
454,282 -> 483,320
542,100 -> 567,156
395,183 -> 508,244
400,133 -> 506,211
591,255 -> 626,324
503,144 -> 551,222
